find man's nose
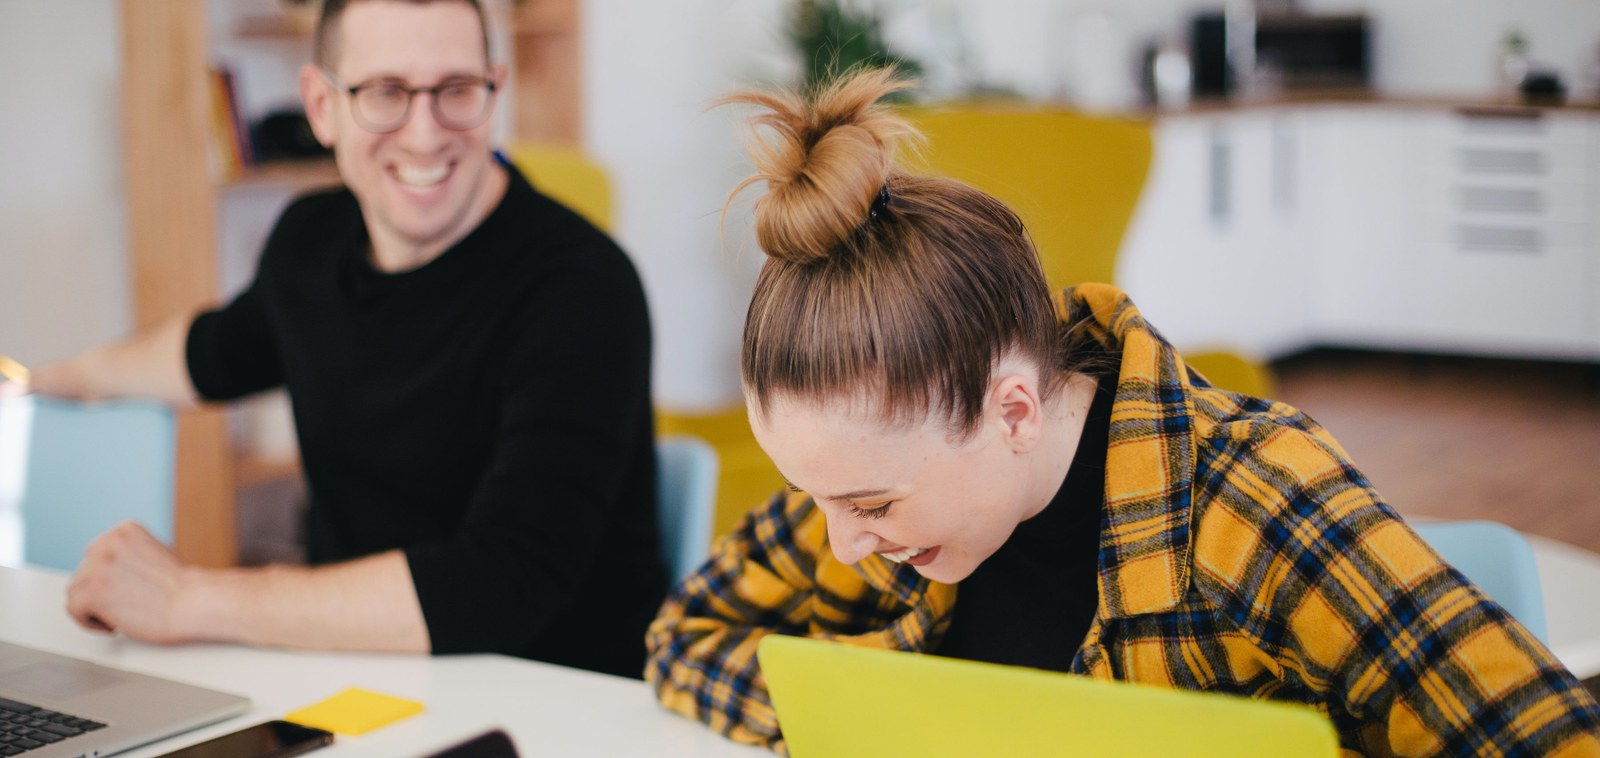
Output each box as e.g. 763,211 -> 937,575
393,93 -> 450,147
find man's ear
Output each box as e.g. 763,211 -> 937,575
990,374 -> 1044,454
298,64 -> 337,148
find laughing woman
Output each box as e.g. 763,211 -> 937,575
645,68 -> 1600,756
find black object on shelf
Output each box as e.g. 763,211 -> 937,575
1254,13 -> 1370,90
1520,71 -> 1567,105
253,111 -> 331,161
1190,12 -> 1233,97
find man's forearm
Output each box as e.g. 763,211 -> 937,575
29,313 -> 202,406
177,550 -> 431,653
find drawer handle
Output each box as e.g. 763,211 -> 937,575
1458,186 -> 1543,214
1456,225 -> 1542,254
1458,148 -> 1545,175
1454,106 -> 1547,137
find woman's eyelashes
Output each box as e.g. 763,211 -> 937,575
847,501 -> 895,520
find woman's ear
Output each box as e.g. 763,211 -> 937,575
990,372 -> 1044,454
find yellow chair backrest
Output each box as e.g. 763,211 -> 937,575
909,106 -> 1274,397
504,143 -> 614,233
906,105 -> 1153,289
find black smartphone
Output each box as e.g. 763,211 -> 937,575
420,729 -> 521,758
154,719 -> 334,758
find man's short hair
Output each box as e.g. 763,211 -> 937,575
313,0 -> 491,70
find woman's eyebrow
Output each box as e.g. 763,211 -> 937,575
782,478 -> 893,501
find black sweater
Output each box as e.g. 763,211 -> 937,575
187,163 -> 666,678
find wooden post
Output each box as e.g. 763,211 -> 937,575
120,0 -> 237,567
511,0 -> 582,144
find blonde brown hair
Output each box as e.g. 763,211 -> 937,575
728,68 -> 1072,438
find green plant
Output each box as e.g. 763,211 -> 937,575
787,0 -> 923,93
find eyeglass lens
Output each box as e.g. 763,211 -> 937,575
353,81 -> 494,132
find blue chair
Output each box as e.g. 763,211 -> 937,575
0,396 -> 175,572
657,435 -> 718,585
1412,520 -> 1548,643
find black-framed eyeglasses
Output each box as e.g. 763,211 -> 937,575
321,69 -> 498,133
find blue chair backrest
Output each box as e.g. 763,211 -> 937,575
657,435 -> 718,585
0,396 -> 175,572
1412,520 -> 1548,643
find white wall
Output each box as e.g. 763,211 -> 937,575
0,1 -> 130,366
584,0 -> 790,410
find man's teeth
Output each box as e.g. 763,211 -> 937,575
396,165 -> 448,187
880,547 -> 928,564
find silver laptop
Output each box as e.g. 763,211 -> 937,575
0,640 -> 250,757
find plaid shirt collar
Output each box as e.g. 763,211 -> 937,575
1073,282 -> 1199,618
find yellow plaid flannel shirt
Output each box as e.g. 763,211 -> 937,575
645,284 -> 1600,756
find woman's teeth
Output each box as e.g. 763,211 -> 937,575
880,546 -> 928,563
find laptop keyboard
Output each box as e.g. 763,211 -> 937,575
0,697 -> 107,756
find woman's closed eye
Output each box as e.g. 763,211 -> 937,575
847,501 -> 895,520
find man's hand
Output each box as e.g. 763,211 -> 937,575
0,354 -> 31,398
0,378 -> 26,399
66,521 -> 201,644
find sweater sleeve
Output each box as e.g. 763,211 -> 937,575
644,491 -> 820,751
1197,422 -> 1600,757
186,280 -> 284,401
645,490 -> 959,752
401,245 -> 655,655
186,192 -> 335,401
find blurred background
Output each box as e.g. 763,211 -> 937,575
1,0 -> 1597,563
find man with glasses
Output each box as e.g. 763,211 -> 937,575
10,0 -> 666,678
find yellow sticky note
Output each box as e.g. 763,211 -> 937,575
284,687 -> 424,736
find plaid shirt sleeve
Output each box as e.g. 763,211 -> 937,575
644,490 -> 956,752
1189,413 -> 1600,756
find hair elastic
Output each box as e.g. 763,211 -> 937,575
869,185 -> 891,220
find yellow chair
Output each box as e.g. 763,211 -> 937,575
906,105 -> 1152,289
505,143 -> 614,232
908,105 -> 1276,398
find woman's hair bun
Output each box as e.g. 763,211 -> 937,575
722,67 -> 918,264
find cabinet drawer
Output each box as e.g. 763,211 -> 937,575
1417,214 -> 1590,252
1417,141 -> 1593,185
1414,241 -> 1590,350
1437,108 -> 1594,146
1412,176 -> 1593,223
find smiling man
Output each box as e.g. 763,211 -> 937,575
17,0 -> 665,678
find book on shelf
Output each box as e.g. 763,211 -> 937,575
205,64 -> 256,183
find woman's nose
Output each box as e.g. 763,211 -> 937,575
824,509 -> 880,565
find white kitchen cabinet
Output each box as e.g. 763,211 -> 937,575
1300,106 -> 1419,348
1404,108 -> 1595,358
1119,109 -> 1310,359
1124,102 -> 1600,363
1592,117 -> 1600,353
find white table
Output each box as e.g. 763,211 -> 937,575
4,535 -> 1597,758
1531,534 -> 1600,680
0,565 -> 764,757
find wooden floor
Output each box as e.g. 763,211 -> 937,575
1272,350 -> 1600,554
